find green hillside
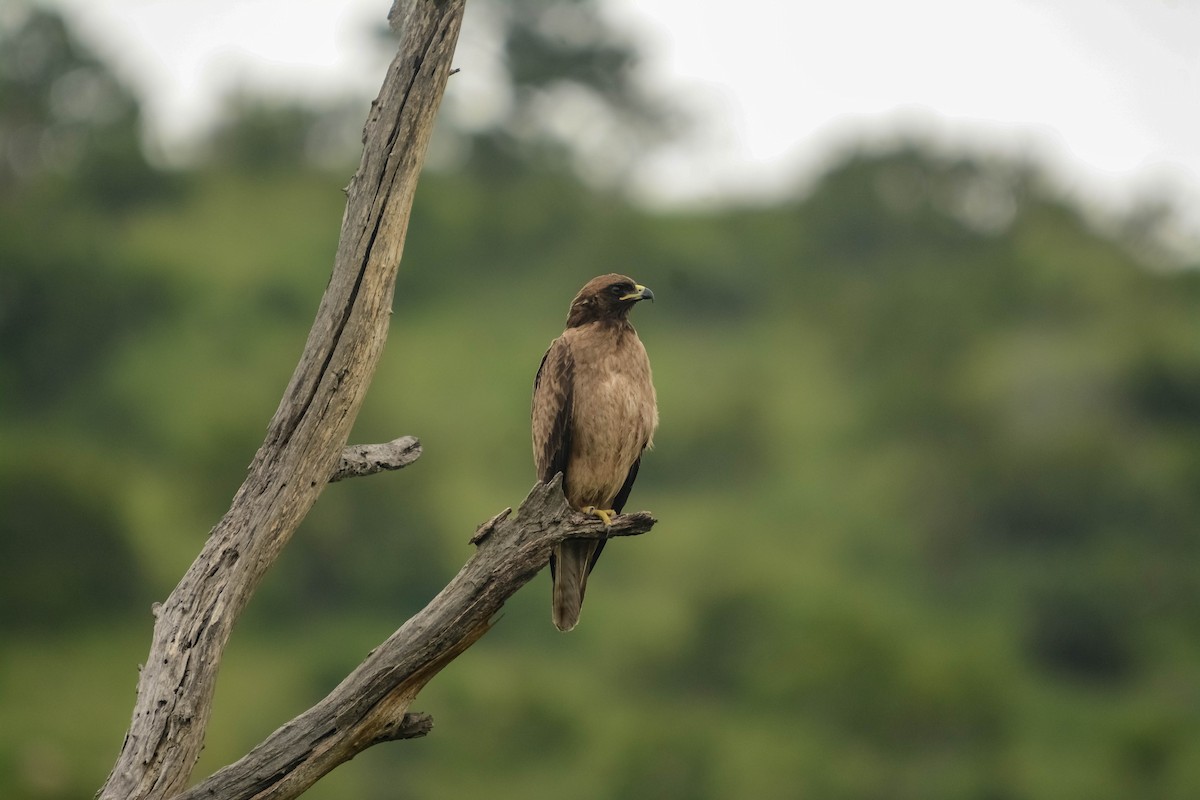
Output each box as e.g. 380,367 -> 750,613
3,7 -> 1200,800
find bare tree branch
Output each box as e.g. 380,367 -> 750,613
331,436 -> 422,482
175,477 -> 655,800
98,2 -> 466,798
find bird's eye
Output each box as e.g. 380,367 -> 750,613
610,284 -> 628,298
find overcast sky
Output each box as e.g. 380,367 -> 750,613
41,0 -> 1200,236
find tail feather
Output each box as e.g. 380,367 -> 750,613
551,539 -> 599,632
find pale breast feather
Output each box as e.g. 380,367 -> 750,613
561,324 -> 656,508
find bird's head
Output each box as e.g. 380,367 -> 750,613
565,273 -> 654,328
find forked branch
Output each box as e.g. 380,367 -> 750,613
175,477 -> 655,800
98,2 -> 466,798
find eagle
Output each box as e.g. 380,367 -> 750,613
532,274 -> 658,631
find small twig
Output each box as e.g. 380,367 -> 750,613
470,508 -> 511,545
330,436 -> 422,482
375,711 -> 433,743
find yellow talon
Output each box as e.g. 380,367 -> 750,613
583,506 -> 616,526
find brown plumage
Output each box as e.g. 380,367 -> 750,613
532,274 -> 658,631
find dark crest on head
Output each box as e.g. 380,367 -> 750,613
566,273 -> 653,328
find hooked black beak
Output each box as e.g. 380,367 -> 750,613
620,284 -> 654,303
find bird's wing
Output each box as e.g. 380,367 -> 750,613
534,336 -> 587,631
532,335 -> 574,485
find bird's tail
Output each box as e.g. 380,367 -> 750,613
551,539 -> 599,632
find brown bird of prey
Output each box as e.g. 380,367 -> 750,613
532,274 -> 658,631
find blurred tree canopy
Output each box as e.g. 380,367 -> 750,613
0,6 -> 165,204
446,0 -> 681,181
0,5 -> 177,411
3,4 -> 1200,800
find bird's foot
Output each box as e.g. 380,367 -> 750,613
582,506 -> 616,526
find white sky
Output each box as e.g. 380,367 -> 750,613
40,0 -> 1200,237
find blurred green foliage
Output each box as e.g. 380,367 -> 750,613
3,4 -> 1200,800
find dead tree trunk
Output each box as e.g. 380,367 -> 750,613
98,2 -> 655,799
174,480 -> 651,800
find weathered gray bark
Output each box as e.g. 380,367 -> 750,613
98,2 -> 466,798
176,478 -> 654,800
330,435 -> 422,482
100,3 -> 660,797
